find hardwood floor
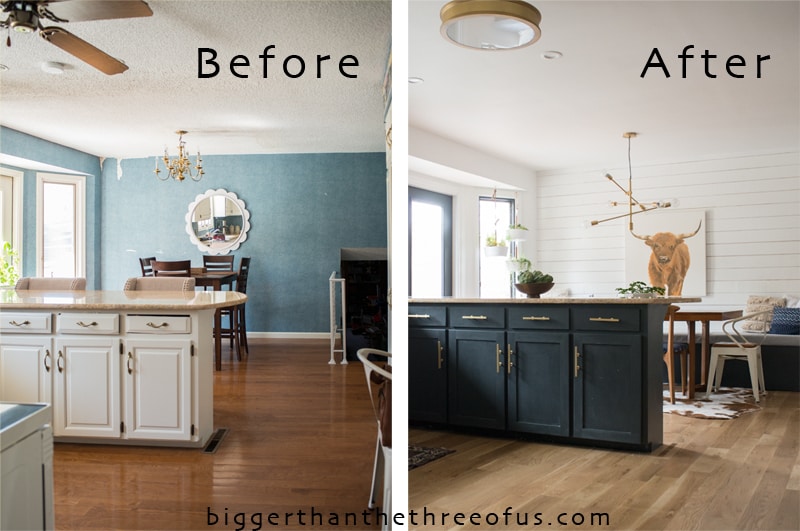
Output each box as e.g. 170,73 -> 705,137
409,391 -> 800,530
53,339 -> 382,530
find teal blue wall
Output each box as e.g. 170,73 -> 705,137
1,126 -> 388,333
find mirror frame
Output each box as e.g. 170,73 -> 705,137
185,188 -> 251,255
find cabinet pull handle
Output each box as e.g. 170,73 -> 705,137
437,340 -> 443,370
409,314 -> 431,319
57,351 -> 64,373
127,352 -> 133,375
9,320 -> 30,327
496,344 -> 502,373
507,344 -> 513,374
462,315 -> 488,320
77,321 -> 98,328
44,350 -> 51,373
146,321 -> 169,329
589,317 -> 620,323
522,316 -> 550,321
574,346 -> 581,378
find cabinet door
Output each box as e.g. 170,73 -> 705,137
0,337 -> 52,404
124,339 -> 193,441
447,329 -> 505,429
53,338 -> 120,438
507,332 -> 570,436
572,333 -> 642,444
409,328 -> 447,423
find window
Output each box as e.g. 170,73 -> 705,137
479,194 -> 514,298
409,187 -> 452,297
0,169 -> 23,255
36,173 -> 86,278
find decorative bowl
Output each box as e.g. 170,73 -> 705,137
514,282 -> 554,298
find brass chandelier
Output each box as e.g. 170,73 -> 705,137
154,130 -> 204,182
590,132 -> 673,230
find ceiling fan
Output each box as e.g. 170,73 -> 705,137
0,0 -> 152,75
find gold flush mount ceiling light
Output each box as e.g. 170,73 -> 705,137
440,0 -> 542,50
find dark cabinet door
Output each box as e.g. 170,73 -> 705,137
573,333 -> 642,444
409,327 -> 448,423
506,331 -> 570,436
447,329 -> 506,429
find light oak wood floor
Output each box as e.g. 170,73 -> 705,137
410,391 -> 799,530
53,339 -> 382,530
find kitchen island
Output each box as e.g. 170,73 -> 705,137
0,289 -> 245,448
409,296 -> 699,451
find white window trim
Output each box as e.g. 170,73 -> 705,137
0,168 -> 24,263
36,173 -> 86,278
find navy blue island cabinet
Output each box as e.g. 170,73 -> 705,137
408,297 -> 698,452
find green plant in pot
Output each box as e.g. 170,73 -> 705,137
615,281 -> 665,298
515,269 -> 554,298
506,256 -> 531,273
484,234 -> 508,257
507,223 -> 528,241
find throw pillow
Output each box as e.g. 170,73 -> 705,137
741,295 -> 786,332
769,307 -> 800,335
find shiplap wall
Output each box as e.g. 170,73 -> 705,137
536,152 -> 800,307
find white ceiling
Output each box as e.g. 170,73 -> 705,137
0,0 -> 391,162
409,0 -> 800,177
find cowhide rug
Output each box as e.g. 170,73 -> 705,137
409,445 -> 454,470
663,387 -> 761,419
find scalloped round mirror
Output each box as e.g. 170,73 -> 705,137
185,189 -> 251,255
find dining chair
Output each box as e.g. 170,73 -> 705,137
663,305 -> 690,404
202,255 -> 235,272
151,260 -> 192,277
219,257 -> 250,359
139,256 -> 156,277
15,277 -> 86,290
707,310 -> 770,402
123,277 -> 196,291
356,348 -> 391,517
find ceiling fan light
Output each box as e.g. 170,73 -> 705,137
440,0 -> 542,50
9,8 -> 38,33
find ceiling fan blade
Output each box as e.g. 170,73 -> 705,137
40,26 -> 128,75
43,0 -> 152,23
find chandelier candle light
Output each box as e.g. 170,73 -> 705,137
154,130 -> 204,182
590,132 -> 673,230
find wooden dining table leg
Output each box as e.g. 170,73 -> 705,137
700,320 -> 711,388
687,320 -> 697,399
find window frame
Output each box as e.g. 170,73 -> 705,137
36,173 -> 86,278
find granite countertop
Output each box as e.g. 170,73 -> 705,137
0,290 -> 246,311
409,296 -> 702,305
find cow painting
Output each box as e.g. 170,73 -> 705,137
630,221 -> 702,296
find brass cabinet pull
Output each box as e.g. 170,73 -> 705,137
127,352 -> 133,375
408,314 -> 431,319
496,344 -> 502,373
146,321 -> 169,329
462,315 -> 488,320
589,317 -> 620,323
57,351 -> 64,373
77,321 -> 98,328
9,320 -> 31,327
574,346 -> 581,378
436,340 -> 443,369
44,350 -> 51,373
522,316 -> 550,321
507,344 -> 513,374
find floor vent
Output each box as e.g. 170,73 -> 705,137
203,428 -> 229,454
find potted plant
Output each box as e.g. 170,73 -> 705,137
615,281 -> 665,298
484,234 -> 508,257
0,241 -> 20,287
515,269 -> 554,298
506,256 -> 531,273
507,223 -> 528,241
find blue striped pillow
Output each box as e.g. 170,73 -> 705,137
769,307 -> 800,335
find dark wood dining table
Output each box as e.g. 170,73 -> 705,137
672,308 -> 744,398
191,271 -> 238,370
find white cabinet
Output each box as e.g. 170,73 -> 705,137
0,337 -> 52,404
53,337 -> 121,438
123,338 -> 193,441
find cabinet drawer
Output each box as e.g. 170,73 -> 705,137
56,312 -> 119,334
126,315 -> 191,334
448,305 -> 505,328
571,306 -> 640,332
409,305 -> 446,328
0,312 -> 51,334
508,306 -> 569,330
